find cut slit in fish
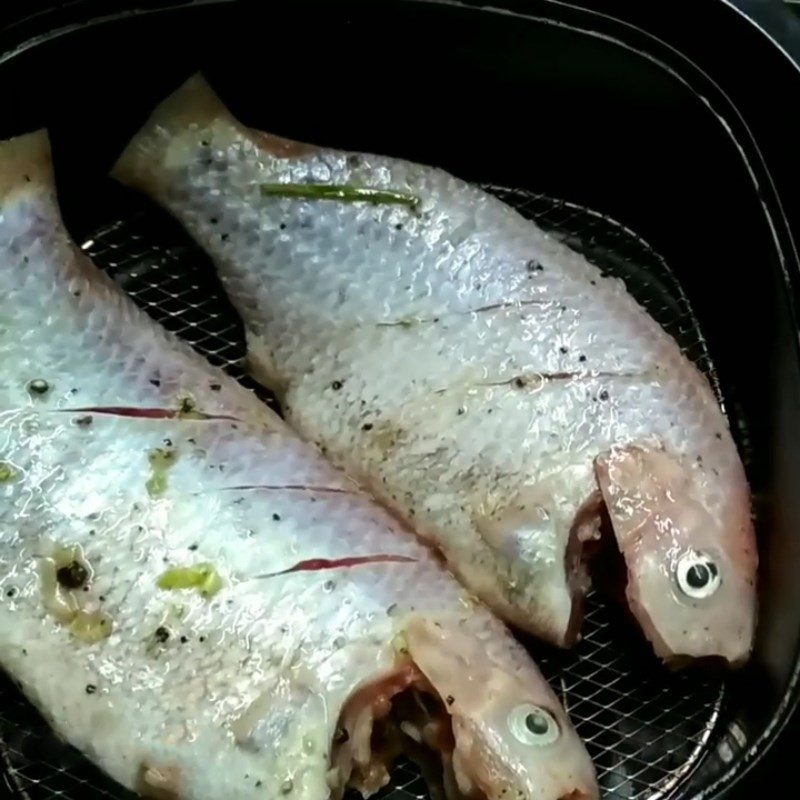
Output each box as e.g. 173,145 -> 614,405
112,73 -> 758,665
0,131 -> 597,800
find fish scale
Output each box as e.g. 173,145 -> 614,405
0,131 -> 596,800
113,74 -> 757,664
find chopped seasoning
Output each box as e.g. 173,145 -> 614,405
177,396 -> 204,420
0,461 -> 17,483
599,390 -> 609,402
69,610 -> 113,643
56,560 -> 89,590
146,447 -> 177,497
331,381 -> 343,391
446,695 -> 455,706
73,415 -> 93,427
26,378 -> 50,396
260,183 -> 420,210
157,563 -> 223,598
85,684 -> 97,695
272,513 -> 281,522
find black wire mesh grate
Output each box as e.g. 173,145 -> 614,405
0,188 -> 729,800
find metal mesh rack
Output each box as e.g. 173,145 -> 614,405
0,187 -> 729,800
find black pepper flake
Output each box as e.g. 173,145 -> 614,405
279,222 -> 287,230
85,684 -> 97,695
331,380 -> 343,391
210,384 -> 221,392
6,588 -> 15,597
446,695 -> 455,706
361,423 -> 373,431
599,390 -> 609,401
56,561 -> 89,589
73,290 -> 81,297
221,233 -> 229,242
715,432 -> 722,440
395,223 -> 403,231
210,217 -> 218,225
514,378 -> 525,389
201,140 -> 210,147
590,280 -> 597,286
187,438 -> 196,445
579,355 -> 587,363
180,635 -> 188,644
272,513 -> 281,521
189,544 -> 198,551
559,346 -> 568,354
149,379 -> 161,387
163,438 -> 173,447
199,636 -> 206,643
457,408 -> 465,415
99,595 -> 106,602
74,415 -> 93,427
154,626 -> 170,643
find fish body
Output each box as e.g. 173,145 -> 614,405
0,132 -> 597,800
112,76 -> 758,665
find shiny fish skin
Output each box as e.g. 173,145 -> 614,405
0,132 -> 597,800
112,76 -> 757,664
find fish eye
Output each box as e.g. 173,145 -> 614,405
508,704 -> 560,746
675,550 -> 721,599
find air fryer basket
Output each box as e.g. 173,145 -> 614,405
1,2 -> 799,799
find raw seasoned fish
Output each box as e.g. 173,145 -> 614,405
112,76 -> 757,664
0,132 -> 597,800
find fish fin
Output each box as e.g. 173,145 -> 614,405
111,74 -> 316,196
0,130 -> 54,201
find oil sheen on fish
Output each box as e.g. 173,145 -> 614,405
0,132 -> 597,800
112,75 -> 758,664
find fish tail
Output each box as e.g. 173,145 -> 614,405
112,74 -> 317,199
0,130 -> 55,202
110,73 -> 234,196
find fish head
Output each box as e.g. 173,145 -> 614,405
405,617 -> 598,800
595,444 -> 757,666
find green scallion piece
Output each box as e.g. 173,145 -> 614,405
157,563 -> 223,598
260,183 -> 419,210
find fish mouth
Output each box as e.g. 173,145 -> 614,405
331,661 -> 477,800
563,491 -> 607,647
331,662 -> 594,800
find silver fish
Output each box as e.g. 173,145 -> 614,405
113,75 -> 757,664
0,131 -> 597,800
